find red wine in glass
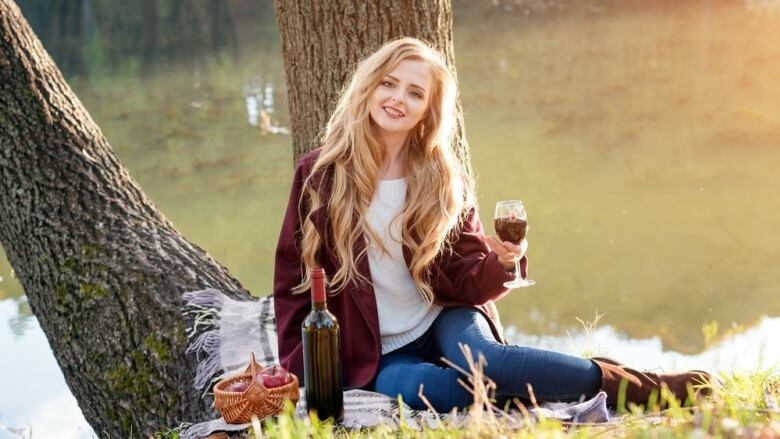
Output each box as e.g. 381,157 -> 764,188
494,200 -> 535,288
495,217 -> 527,244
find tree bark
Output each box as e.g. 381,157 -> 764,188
0,0 -> 250,435
273,0 -> 472,175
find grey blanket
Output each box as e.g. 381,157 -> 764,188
180,289 -> 610,439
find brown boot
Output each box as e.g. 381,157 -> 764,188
591,357 -> 713,409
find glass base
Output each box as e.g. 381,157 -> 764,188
504,278 -> 536,288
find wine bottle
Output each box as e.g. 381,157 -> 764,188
302,267 -> 344,422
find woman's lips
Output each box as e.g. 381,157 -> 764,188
383,106 -> 404,118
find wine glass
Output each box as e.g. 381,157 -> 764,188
494,200 -> 535,288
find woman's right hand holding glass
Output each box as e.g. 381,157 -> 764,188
485,236 -> 527,272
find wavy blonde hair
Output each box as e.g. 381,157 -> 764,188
293,37 -> 475,303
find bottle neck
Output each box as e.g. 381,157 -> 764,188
312,301 -> 326,311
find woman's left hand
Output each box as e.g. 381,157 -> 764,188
485,236 -> 527,271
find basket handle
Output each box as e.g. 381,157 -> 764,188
249,352 -> 260,376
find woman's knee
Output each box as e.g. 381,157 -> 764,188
435,313 -> 507,371
435,307 -> 497,344
374,359 -> 426,405
374,369 -> 428,409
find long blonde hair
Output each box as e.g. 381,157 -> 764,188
293,37 -> 475,303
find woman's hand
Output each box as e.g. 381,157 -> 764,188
485,236 -> 527,272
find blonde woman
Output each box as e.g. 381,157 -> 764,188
274,37 -> 710,411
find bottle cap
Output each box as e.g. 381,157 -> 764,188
311,267 -> 325,279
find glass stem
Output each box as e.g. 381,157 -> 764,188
513,258 -> 521,282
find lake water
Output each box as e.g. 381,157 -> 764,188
2,0 -> 780,436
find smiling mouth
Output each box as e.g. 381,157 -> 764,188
383,106 -> 405,117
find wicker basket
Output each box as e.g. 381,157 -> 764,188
214,353 -> 300,424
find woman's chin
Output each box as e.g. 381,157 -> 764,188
376,121 -> 413,135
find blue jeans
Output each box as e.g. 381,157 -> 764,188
373,307 -> 602,411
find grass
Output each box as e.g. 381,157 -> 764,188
243,376 -> 775,438
150,318 -> 779,439
153,365 -> 780,438
236,371 -> 780,439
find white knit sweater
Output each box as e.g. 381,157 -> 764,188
365,178 -> 442,354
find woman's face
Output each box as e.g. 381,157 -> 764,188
369,59 -> 433,140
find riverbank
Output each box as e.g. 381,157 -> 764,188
155,370 -> 779,438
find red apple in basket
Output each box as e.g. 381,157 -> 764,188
255,365 -> 293,388
227,380 -> 249,393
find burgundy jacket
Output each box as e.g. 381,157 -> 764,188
273,148 -> 529,388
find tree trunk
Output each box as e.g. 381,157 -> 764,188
0,1 -> 250,435
273,0 -> 472,175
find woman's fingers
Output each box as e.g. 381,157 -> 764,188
485,236 -> 507,255
486,236 -> 514,269
503,242 -> 521,255
486,236 -> 527,259
505,240 -> 527,257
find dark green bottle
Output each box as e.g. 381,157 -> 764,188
302,267 -> 344,422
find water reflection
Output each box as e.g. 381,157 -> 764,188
746,0 -> 780,14
244,78 -> 290,134
505,315 -> 780,373
0,266 -> 22,300
0,299 -> 94,438
459,0 -> 780,354
489,0 -> 567,15
491,0 -> 780,16
7,296 -> 33,339
17,0 -> 252,77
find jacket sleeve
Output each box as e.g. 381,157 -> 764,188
436,206 -> 529,306
272,156 -> 313,381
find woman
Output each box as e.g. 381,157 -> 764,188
273,37 -> 710,412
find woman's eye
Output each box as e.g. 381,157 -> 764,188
381,81 -> 394,87
410,91 -> 422,98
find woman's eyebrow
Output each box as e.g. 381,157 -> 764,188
386,75 -> 426,92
